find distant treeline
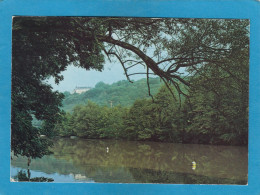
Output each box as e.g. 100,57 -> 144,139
62,77 -> 162,112
51,71 -> 248,145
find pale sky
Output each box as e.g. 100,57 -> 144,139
46,61 -> 148,93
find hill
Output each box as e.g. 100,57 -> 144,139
62,77 -> 163,112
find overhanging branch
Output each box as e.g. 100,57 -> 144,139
98,35 -> 191,100
107,51 -> 133,83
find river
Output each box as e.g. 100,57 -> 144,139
11,138 -> 247,184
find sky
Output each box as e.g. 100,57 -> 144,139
46,61 -> 148,93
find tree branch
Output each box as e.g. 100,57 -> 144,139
128,73 -> 155,76
146,67 -> 154,101
98,35 -> 191,99
107,51 -> 133,83
168,60 -> 205,73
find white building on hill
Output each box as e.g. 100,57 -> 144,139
73,86 -> 91,94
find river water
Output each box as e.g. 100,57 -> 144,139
11,138 -> 247,184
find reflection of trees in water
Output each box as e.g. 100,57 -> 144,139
11,155 -> 79,175
11,138 -> 247,183
13,170 -> 54,182
128,168 -> 246,184
51,138 -> 247,182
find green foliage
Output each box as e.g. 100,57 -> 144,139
120,85 -> 184,142
57,71 -> 248,145
56,101 -> 127,139
12,17 -> 105,158
124,99 -> 156,140
53,112 -> 76,137
185,47 -> 249,145
62,77 -> 162,112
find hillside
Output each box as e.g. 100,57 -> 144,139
62,77 -> 163,112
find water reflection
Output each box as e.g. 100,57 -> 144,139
13,170 -> 54,182
11,138 -> 247,184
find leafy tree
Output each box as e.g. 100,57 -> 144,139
54,112 -> 76,137
153,85 -> 184,142
186,55 -> 248,145
123,99 -> 160,141
71,102 -> 103,137
62,101 -> 127,139
12,17 -> 104,158
98,105 -> 127,139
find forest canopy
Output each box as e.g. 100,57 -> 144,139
11,17 -> 249,158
